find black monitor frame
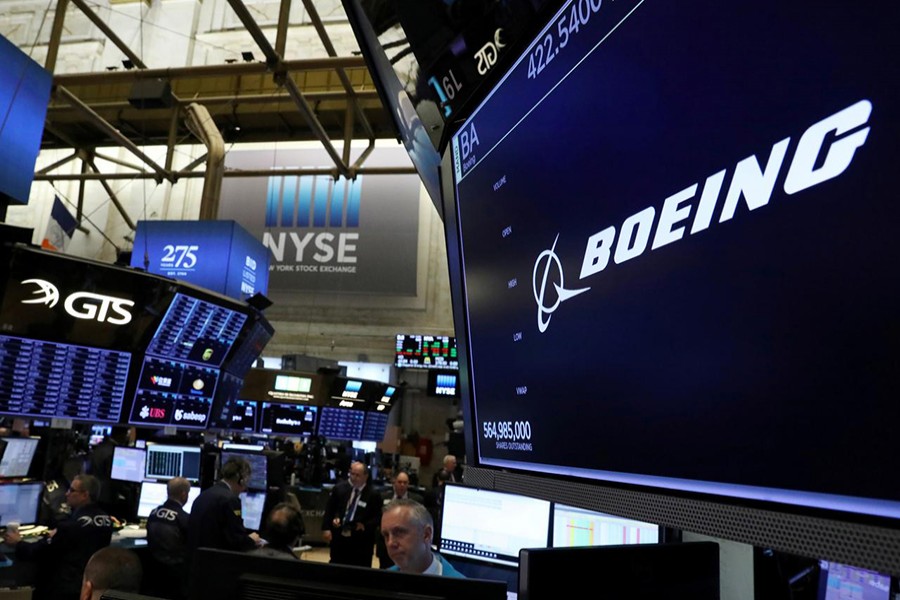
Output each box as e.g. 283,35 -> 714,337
518,542 -> 720,600
189,548 -> 507,600
434,0 -> 900,577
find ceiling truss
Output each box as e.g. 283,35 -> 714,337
33,0 -> 410,230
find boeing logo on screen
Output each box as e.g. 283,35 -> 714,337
532,234 -> 590,333
20,279 -> 134,325
532,99 -> 872,332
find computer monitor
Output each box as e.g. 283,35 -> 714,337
0,437 -> 40,478
439,484 -> 551,568
190,548 -> 508,600
221,443 -> 265,452
90,425 -> 112,446
221,450 -> 267,491
144,443 -> 202,482
136,481 -> 202,518
110,446 -> 147,484
551,503 -> 660,547
239,491 -> 267,531
816,560 -> 892,600
518,542 -> 720,600
0,482 -> 43,526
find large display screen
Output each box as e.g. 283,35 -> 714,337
128,293 -> 247,429
395,334 -> 458,369
0,34 -> 52,205
0,244 -> 272,428
446,0 -> 900,526
439,484 -> 551,567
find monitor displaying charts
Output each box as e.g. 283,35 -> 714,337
137,481 -> 202,518
551,503 -> 659,547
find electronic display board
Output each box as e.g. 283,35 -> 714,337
395,334 -> 458,369
439,0 -> 900,568
128,293 -> 246,429
259,401 -> 318,436
0,34 -> 52,205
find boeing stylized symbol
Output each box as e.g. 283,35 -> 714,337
21,279 -> 60,307
532,234 -> 590,333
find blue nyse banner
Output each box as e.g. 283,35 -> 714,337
131,220 -> 270,301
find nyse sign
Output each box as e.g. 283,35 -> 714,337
217,146 -> 421,295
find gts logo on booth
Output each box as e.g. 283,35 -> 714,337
20,278 -> 134,325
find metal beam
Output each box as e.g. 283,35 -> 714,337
34,165 -> 416,182
225,0 -> 350,176
69,0 -> 148,69
36,151 -> 79,175
55,85 -> 171,183
52,57 -> 366,86
275,0 -> 292,57
301,0 -> 376,143
45,0 -> 70,73
84,156 -> 137,231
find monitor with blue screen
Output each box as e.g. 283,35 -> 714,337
240,491 -> 267,531
816,561 -> 891,600
0,482 -> 43,526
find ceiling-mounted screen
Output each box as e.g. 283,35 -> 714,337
443,0 -> 900,549
394,334 -> 458,370
0,245 -> 173,424
0,34 -> 52,205
128,292 -> 247,429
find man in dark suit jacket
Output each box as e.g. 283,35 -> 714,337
3,474 -> 113,600
376,471 -> 423,568
321,461 -> 382,567
187,457 -> 260,557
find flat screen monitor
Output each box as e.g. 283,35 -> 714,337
360,410 -> 390,442
0,437 -> 39,478
816,560 -> 892,600
518,542 -> 720,600
439,484 -> 551,567
110,446 -> 147,484
0,245 -> 173,424
427,370 -> 460,397
317,406 -> 365,440
551,503 -> 659,548
144,443 -> 202,482
0,35 -> 52,205
190,548 -> 508,600
239,490 -> 266,531
221,450 -> 267,491
394,334 -> 458,369
136,480 -> 202,518
221,443 -> 265,452
0,482 -> 43,526
128,292 -> 248,429
258,401 -> 317,437
438,0 -> 900,563
89,425 -> 112,447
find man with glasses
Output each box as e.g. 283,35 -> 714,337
3,474 -> 113,600
321,461 -> 382,566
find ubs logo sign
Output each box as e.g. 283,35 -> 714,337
20,278 -> 134,325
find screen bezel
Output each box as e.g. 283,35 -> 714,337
110,446 -> 147,483
436,0 -> 900,574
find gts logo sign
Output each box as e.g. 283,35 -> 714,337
21,279 -> 134,325
534,99 -> 872,332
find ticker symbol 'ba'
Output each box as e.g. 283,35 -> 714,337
532,234 -> 590,333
